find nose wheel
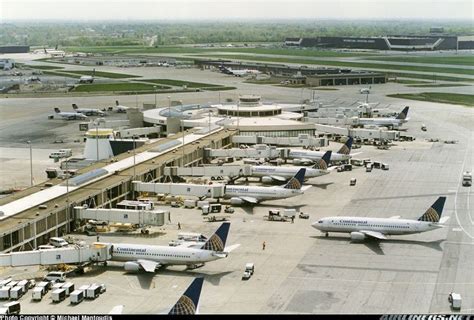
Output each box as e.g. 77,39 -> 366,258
325,232 -> 329,237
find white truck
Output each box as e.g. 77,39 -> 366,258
49,149 -> 72,159
462,171 -> 472,187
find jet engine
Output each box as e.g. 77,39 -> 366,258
293,159 -> 312,166
261,176 -> 274,184
230,197 -> 244,205
350,232 -> 366,241
124,261 -> 141,272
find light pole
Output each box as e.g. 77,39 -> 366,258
27,141 -> 33,187
181,120 -> 185,167
133,135 -> 137,180
95,122 -> 99,162
154,86 -> 157,107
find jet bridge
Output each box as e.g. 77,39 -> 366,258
133,181 -> 225,198
0,244 -> 112,267
204,146 -> 289,160
74,207 -> 167,227
163,165 -> 252,179
232,134 -> 328,148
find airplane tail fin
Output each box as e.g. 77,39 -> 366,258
200,222 -> 230,252
54,107 -> 61,113
168,278 -> 204,315
72,104 -> 78,110
337,137 -> 353,155
313,151 -> 332,170
115,100 -> 119,106
396,106 -> 409,120
418,196 -> 446,223
284,168 -> 306,189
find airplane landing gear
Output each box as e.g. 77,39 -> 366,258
325,232 -> 329,237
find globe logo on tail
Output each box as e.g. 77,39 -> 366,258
419,207 -> 440,222
202,233 -> 224,252
169,295 -> 196,315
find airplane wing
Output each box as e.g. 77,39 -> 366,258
350,152 -> 363,156
238,196 -> 259,204
270,175 -> 287,182
301,185 -> 312,192
360,230 -> 387,240
389,215 -> 401,219
136,259 -> 161,272
223,244 -> 241,253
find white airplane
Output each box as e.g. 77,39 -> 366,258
48,108 -> 88,120
78,75 -> 94,83
252,151 -> 332,184
113,100 -> 129,113
312,196 -> 448,241
289,137 -> 354,165
223,168 -> 309,205
219,66 -> 261,77
72,104 -> 106,117
358,106 -> 410,129
112,278 -> 204,315
100,222 -> 237,272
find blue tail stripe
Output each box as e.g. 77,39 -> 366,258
321,151 -> 332,165
201,222 -> 230,251
284,168 -> 305,189
396,106 -> 409,119
168,278 -> 204,315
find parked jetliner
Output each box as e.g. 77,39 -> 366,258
312,196 -> 448,241
289,137 -> 354,165
253,151 -> 332,183
102,222 -> 237,272
48,108 -> 88,120
111,277 -> 204,315
72,104 -> 105,117
113,100 -> 129,113
358,106 -> 409,129
223,168 -> 308,205
219,65 -> 261,77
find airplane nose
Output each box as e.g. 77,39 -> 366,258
311,222 -> 320,230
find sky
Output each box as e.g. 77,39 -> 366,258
1,0 -> 473,22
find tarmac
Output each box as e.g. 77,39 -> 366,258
0,59 -> 472,314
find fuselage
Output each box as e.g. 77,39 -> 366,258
251,165 -> 328,179
75,108 -> 105,116
109,243 -> 219,266
358,118 -> 406,127
289,150 -> 349,162
312,216 -> 443,236
223,185 -> 302,201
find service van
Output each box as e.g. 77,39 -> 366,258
49,237 -> 69,247
44,272 -> 66,283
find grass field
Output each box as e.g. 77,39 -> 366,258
73,83 -> 168,92
367,55 -> 474,66
65,70 -> 141,79
406,83 -> 470,88
387,92 -> 474,107
138,79 -> 221,88
27,65 -> 64,70
388,79 -> 430,84
196,54 -> 474,77
65,45 -> 371,57
389,72 -> 474,82
43,71 -> 82,78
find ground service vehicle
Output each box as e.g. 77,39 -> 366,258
52,289 -> 66,303
0,301 -> 20,315
44,272 -> 66,283
463,172 -> 472,187
70,290 -> 84,304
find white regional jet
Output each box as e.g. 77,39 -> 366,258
223,168 -> 309,205
253,151 -> 332,184
101,222 -> 237,272
289,137 -> 354,165
358,106 -> 410,129
48,107 -> 88,120
312,196 -> 448,241
113,100 -> 130,113
72,104 -> 106,117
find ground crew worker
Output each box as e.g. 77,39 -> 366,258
178,222 -> 181,230
291,216 -> 295,223
262,241 -> 266,250
96,235 -> 100,242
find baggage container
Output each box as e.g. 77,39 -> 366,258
69,290 -> 84,305
0,287 -> 11,300
0,301 -> 20,314
184,199 -> 196,208
85,284 -> 101,300
51,288 -> 66,303
31,287 -> 44,301
62,282 -> 75,296
9,286 -> 23,300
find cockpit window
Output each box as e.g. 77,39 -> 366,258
318,220 -> 323,223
